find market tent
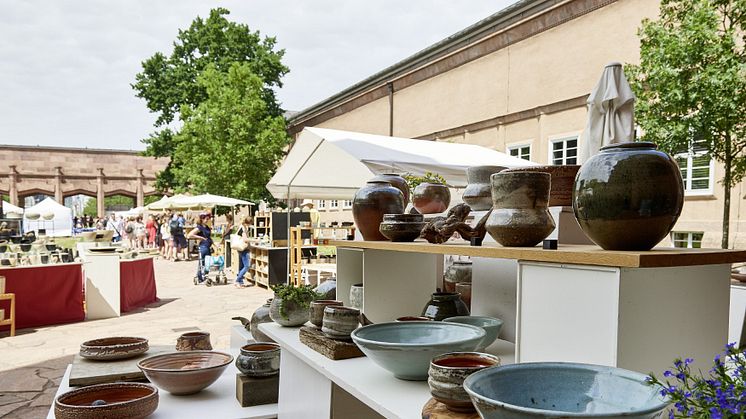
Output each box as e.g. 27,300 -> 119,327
267,127 -> 535,200
175,193 -> 252,208
115,206 -> 145,218
22,198 -> 73,237
3,201 -> 23,215
145,194 -> 191,211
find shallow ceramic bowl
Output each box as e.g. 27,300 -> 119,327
463,362 -> 668,419
428,352 -> 501,413
379,221 -> 426,242
350,321 -> 485,381
137,351 -> 233,395
25,211 -> 40,220
80,337 -> 149,361
444,316 -> 503,350
54,382 -> 158,419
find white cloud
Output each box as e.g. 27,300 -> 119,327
0,0 -> 515,149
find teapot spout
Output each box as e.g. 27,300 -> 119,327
359,312 -> 374,326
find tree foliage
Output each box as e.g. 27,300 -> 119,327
132,7 -> 289,195
626,0 -> 746,248
170,63 -> 290,200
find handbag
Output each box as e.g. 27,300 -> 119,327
230,228 -> 248,251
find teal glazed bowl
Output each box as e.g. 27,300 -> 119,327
350,321 -> 485,381
463,362 -> 669,418
444,316 -> 503,350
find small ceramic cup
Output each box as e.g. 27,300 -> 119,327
395,316 -> 431,322
309,300 -> 343,328
349,284 -> 363,309
175,331 -> 212,351
321,306 -> 360,340
455,282 -> 472,309
235,342 -> 281,377
428,352 -> 501,413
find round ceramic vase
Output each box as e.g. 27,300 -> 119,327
269,296 -> 310,327
573,142 -> 684,251
349,283 -> 364,310
235,343 -> 281,377
462,166 -> 506,211
444,261 -> 472,293
250,299 -> 275,342
413,183 -> 451,214
503,165 -> 581,207
422,292 -> 470,321
371,173 -> 410,207
352,180 -> 405,241
486,171 -> 555,247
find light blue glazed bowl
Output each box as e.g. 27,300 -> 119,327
463,362 -> 669,418
444,316 -> 503,350
351,321 -> 485,381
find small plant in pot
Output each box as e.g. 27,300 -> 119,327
269,284 -> 321,327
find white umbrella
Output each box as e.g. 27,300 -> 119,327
578,62 -> 636,163
145,194 -> 191,211
175,193 -> 252,208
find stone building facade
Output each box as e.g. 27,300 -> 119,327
0,145 -> 168,217
288,0 -> 741,249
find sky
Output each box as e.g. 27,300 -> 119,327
0,1 -> 517,151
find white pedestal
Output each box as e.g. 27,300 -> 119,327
730,284 -> 746,346
84,252 -> 120,319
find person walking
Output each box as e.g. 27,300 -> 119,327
170,213 -> 188,261
187,213 -> 213,284
106,214 -> 121,242
160,216 -> 172,260
233,216 -> 253,288
145,215 -> 157,249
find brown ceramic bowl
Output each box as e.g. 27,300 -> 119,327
54,382 -> 158,419
175,331 -> 212,351
137,351 -> 233,395
80,337 -> 149,361
503,165 -> 581,207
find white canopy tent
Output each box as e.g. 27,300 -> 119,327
22,198 -> 73,237
3,201 -> 23,215
176,194 -> 253,208
267,127 -> 535,200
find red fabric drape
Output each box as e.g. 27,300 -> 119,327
120,258 -> 158,312
0,263 -> 85,330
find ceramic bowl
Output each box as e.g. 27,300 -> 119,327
444,316 -> 503,350
19,243 -> 31,252
382,213 -> 424,223
235,343 -> 281,377
463,362 -> 669,419
309,300 -> 343,328
322,306 -> 360,340
80,337 -> 149,361
428,352 -> 501,413
175,331 -> 212,351
350,321 -> 485,380
54,382 -> 158,419
379,221 -> 426,242
137,351 -> 233,395
395,316 -> 431,322
25,211 -> 40,220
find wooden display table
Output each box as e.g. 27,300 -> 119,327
258,239 -> 746,418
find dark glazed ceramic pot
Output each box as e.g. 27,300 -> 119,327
413,183 -> 451,214
573,142 -> 684,251
462,166 -> 506,211
503,164 -> 581,207
379,213 -> 426,242
421,292 -> 470,321
371,173 -> 410,207
352,180 -> 405,241
486,171 -> 555,247
235,343 -> 281,377
250,299 -> 275,342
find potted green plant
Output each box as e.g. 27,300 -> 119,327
268,284 -> 321,327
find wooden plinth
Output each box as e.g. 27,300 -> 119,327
236,373 -> 279,407
422,398 -> 479,419
298,326 -> 365,360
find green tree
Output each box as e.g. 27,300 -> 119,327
170,63 -> 289,200
132,7 -> 289,193
83,195 -> 135,216
626,0 -> 746,249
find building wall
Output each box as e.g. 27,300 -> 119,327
292,0 -> 745,249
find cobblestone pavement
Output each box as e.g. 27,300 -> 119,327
0,257 -> 272,418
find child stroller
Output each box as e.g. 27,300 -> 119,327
194,253 -> 228,286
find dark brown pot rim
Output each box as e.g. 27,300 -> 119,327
600,141 -> 656,151
55,382 -> 158,409
81,336 -> 148,349
311,300 -> 343,305
324,306 -> 360,314
492,171 -> 550,179
241,343 -> 280,353
431,292 -> 462,301
430,352 -> 501,369
416,182 -> 448,187
179,332 -> 210,338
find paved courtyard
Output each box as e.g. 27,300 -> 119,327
0,257 -> 273,418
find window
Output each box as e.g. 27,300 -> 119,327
675,140 -> 714,195
550,136 -> 578,165
672,231 -> 704,248
330,200 -> 338,209
317,200 -> 326,209
508,144 -> 531,161
343,200 -> 353,209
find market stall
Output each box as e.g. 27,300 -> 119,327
0,263 -> 84,331
22,197 -> 73,237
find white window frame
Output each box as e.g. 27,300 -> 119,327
507,142 -> 532,161
675,150 -> 714,197
330,200 -> 339,209
342,200 -> 353,209
317,200 -> 326,210
671,231 -> 704,248
548,133 -> 580,166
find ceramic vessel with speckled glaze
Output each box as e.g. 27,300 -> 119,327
428,352 -> 501,413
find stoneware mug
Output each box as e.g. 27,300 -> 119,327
322,306 -> 360,340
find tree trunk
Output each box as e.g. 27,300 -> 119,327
722,150 -> 732,249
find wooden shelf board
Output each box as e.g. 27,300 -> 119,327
329,240 -> 746,268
